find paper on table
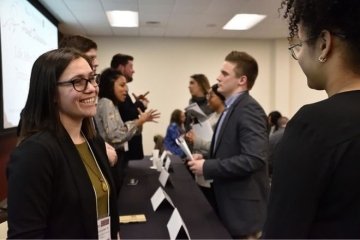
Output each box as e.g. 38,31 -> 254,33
119,214 -> 146,223
175,136 -> 193,160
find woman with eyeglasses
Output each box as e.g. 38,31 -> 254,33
94,68 -> 160,192
7,48 -> 119,238
264,0 -> 360,238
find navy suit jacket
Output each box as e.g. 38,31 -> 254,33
204,91 -> 269,236
118,93 -> 146,160
7,130 -> 119,239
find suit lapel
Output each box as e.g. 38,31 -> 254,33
212,92 -> 249,156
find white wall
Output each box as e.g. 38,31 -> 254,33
92,36 -> 327,155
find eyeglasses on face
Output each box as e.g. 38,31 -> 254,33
287,32 -> 346,60
287,36 -> 317,60
57,74 -> 100,92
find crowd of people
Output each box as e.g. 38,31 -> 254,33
6,0 -> 360,238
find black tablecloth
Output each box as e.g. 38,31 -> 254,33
118,156 -> 231,239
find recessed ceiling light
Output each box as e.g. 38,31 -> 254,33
223,14 -> 266,30
106,10 -> 138,27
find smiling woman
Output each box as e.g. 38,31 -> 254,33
7,48 -> 120,238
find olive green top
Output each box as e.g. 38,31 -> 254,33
76,142 -> 109,219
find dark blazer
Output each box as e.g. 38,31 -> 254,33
7,130 -> 119,239
264,91 -> 360,238
203,91 -> 269,236
118,93 -> 146,160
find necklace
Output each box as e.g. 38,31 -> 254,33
76,140 -> 109,192
81,157 -> 109,192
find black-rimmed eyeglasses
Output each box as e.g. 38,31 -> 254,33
57,74 -> 100,92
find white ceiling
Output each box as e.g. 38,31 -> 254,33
38,0 -> 289,39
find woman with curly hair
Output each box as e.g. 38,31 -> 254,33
264,0 -> 360,238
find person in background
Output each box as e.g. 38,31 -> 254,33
268,116 -> 288,178
186,83 -> 226,155
264,0 -> 360,238
95,68 -> 159,193
59,35 -> 99,72
185,83 -> 225,209
59,35 -> 118,167
111,53 -> 150,163
7,48 -> 119,238
187,51 -> 269,239
267,110 -> 282,135
184,74 -> 213,131
153,134 -> 165,156
164,109 -> 186,158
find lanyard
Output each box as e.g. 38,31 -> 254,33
84,136 -> 110,219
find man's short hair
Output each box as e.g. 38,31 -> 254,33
59,35 -> 97,53
225,51 -> 258,90
110,53 -> 134,69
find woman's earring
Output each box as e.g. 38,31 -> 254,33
318,56 -> 327,63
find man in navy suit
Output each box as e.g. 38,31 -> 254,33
188,51 -> 269,238
110,53 -> 149,162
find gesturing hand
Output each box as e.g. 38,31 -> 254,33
132,91 -> 149,101
137,108 -> 160,125
132,91 -> 150,107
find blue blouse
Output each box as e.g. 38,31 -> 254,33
164,123 -> 185,158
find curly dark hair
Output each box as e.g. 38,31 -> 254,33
280,0 -> 360,69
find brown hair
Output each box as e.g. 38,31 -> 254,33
225,51 -> 258,90
190,74 -> 211,96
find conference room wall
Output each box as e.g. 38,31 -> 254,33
92,36 -> 326,155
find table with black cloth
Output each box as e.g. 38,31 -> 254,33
118,155 -> 231,239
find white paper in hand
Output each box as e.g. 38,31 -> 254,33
175,136 -> 193,160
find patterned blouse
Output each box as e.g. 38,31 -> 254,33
95,98 -> 140,150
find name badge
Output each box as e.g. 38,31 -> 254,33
98,216 -> 111,240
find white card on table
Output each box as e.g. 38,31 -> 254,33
150,187 -> 174,211
164,156 -> 171,171
159,168 -> 170,187
167,208 -> 191,240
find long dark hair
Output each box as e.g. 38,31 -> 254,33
19,48 -> 94,142
170,109 -> 184,126
98,68 -> 124,105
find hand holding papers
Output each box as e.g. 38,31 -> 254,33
185,103 -> 213,144
175,136 -> 193,161
185,102 -> 207,122
187,154 -> 205,176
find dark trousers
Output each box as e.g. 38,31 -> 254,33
199,185 -> 218,214
112,149 -> 126,195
